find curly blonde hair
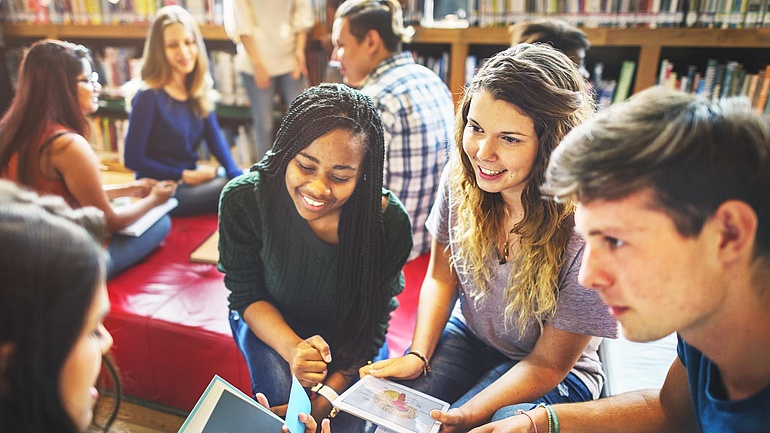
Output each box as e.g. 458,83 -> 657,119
450,44 -> 595,335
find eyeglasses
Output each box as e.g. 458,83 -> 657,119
77,72 -> 100,87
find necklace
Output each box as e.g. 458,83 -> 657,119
497,228 -> 517,265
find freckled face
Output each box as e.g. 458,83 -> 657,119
285,128 -> 365,225
59,283 -> 113,431
462,89 -> 539,202
163,23 -> 199,78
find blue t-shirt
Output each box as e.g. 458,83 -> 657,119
678,336 -> 770,431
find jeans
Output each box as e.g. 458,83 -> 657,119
240,72 -> 307,163
399,317 -> 593,418
171,175 -> 229,217
106,214 -> 171,279
229,310 -> 388,433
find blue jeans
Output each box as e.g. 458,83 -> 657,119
106,214 -> 171,279
240,72 -> 307,163
229,310 -> 387,433
171,175 -> 229,216
399,317 -> 593,419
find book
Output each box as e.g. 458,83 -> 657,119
117,197 -> 178,237
332,375 -> 449,433
178,375 -> 285,433
613,60 -> 637,104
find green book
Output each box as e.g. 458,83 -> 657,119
614,61 -> 637,104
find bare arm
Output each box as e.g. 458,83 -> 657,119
468,358 -> 698,433
47,134 -> 174,233
293,31 -> 308,79
242,300 -> 331,387
363,239 -> 458,379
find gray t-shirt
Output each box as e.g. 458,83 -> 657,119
426,167 -> 617,398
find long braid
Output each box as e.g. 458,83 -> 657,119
256,83 -> 388,369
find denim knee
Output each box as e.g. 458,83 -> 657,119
229,310 -> 292,403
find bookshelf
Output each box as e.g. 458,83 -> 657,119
4,23 -> 770,98
409,26 -> 770,99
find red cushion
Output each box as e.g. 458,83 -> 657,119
106,214 -> 428,411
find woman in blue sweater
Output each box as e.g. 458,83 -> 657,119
124,6 -> 242,216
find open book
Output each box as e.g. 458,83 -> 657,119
333,375 -> 449,433
117,198 -> 178,237
178,375 -> 284,433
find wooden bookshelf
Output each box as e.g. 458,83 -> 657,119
411,26 -> 770,97
3,23 -> 770,99
0,22 -> 228,40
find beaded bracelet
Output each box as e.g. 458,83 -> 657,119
536,403 -> 560,433
546,404 -> 560,433
515,409 -> 538,433
406,350 -> 432,376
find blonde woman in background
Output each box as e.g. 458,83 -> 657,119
124,5 -> 243,216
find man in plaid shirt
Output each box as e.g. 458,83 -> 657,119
332,0 -> 455,260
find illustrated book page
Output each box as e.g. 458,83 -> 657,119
333,375 -> 449,433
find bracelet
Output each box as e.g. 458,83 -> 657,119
310,383 -> 340,418
536,403 -> 551,433
536,403 -> 559,433
515,409 -> 538,433
546,404 -> 560,433
406,350 -> 432,376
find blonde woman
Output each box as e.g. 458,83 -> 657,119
362,44 -> 617,433
124,6 -> 243,216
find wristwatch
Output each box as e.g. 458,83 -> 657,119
311,383 -> 340,418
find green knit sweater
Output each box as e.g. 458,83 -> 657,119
218,171 -> 413,355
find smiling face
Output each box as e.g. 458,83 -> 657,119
331,18 -> 373,88
462,89 -> 539,202
285,128 -> 365,227
575,188 -> 725,343
59,282 -> 113,431
76,59 -> 100,114
163,22 -> 198,78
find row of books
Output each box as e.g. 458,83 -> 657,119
89,116 -> 127,162
405,0 -> 770,29
4,0 -> 769,29
593,60 -> 637,108
0,0 -> 327,26
658,58 -> 770,114
1,0 -> 220,24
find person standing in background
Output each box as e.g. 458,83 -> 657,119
332,0 -> 455,261
225,0 -> 314,163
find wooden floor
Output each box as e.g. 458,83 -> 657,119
96,395 -> 187,433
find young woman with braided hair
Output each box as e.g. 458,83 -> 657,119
218,83 -> 412,429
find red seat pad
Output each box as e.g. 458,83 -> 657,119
106,214 -> 427,411
106,214 -> 251,410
